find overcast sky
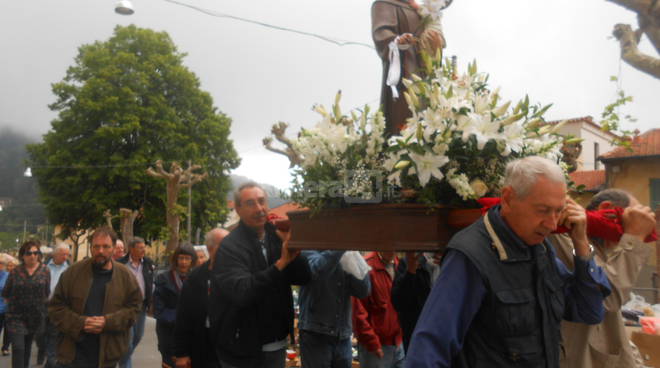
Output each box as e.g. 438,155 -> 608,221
0,0 -> 657,190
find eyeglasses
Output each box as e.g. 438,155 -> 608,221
92,244 -> 113,250
24,251 -> 41,256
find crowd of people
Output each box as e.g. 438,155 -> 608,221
0,156 -> 656,368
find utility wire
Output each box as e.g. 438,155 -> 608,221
162,0 -> 375,50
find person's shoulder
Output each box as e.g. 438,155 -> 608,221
117,253 -> 129,264
448,218 -> 489,249
112,261 -> 134,277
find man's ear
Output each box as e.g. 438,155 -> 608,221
501,186 -> 514,210
597,200 -> 613,210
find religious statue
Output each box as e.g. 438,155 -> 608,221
371,0 -> 451,135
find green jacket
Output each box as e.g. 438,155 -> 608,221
48,258 -> 142,367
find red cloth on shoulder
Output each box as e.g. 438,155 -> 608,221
476,197 -> 658,244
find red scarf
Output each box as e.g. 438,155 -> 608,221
477,197 -> 658,244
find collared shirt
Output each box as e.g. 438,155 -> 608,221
126,256 -> 145,299
405,208 -> 611,368
47,259 -> 69,296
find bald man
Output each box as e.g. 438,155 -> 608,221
174,228 -> 230,368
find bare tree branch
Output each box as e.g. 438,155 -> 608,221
613,23 -> 660,78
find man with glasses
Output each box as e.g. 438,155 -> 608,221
48,227 -> 142,368
211,182 -> 311,368
118,237 -> 155,368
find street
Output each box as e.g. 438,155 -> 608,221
0,316 -> 161,368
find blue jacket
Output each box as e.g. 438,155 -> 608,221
298,250 -> 371,339
0,270 -> 7,313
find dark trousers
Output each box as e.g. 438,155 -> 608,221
10,331 -> 34,368
0,313 -> 9,352
220,349 -> 286,368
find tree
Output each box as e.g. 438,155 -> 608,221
147,160 -> 207,252
27,25 -> 240,241
608,0 -> 660,79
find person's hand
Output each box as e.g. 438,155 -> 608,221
405,252 -> 419,274
175,356 -> 192,368
559,198 -> 590,257
375,348 -> 384,358
622,204 -> 656,240
397,33 -> 415,45
275,230 -> 300,271
83,316 -> 105,334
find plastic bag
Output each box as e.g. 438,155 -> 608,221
340,251 -> 371,280
623,293 -> 651,314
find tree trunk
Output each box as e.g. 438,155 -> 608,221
166,180 -> 181,253
119,208 -> 139,243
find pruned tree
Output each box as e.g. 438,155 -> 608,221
119,208 -> 140,243
609,0 -> 660,79
147,160 -> 207,252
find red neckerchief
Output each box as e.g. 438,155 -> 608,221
476,197 -> 658,244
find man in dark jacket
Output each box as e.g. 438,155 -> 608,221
211,182 -> 311,368
118,237 -> 155,368
174,228 -> 229,368
391,251 -> 442,353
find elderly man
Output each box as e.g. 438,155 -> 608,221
49,227 -> 142,368
118,237 -> 155,368
550,189 -> 656,368
41,244 -> 70,368
406,156 -> 612,368
175,228 -> 230,368
211,182 -> 311,368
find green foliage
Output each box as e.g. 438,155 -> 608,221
27,25 -> 240,240
599,76 -> 637,148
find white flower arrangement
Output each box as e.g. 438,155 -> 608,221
264,59 -> 567,210
263,92 -> 387,210
385,58 -> 566,204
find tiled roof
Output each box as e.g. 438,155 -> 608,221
545,116 -> 620,139
569,170 -> 605,191
600,128 -> 660,160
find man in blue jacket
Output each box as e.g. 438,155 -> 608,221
406,156 -> 612,368
298,250 -> 371,368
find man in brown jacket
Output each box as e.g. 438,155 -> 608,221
49,227 -> 142,368
550,189 -> 656,368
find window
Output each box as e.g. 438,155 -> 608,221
651,179 -> 660,211
594,142 -> 600,170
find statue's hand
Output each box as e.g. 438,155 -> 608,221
426,29 -> 446,50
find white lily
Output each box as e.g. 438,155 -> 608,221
409,151 -> 449,186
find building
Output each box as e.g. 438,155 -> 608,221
548,116 -> 619,171
568,170 -> 605,205
600,128 -> 660,210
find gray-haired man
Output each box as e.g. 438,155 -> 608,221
41,244 -> 70,367
406,156 -> 612,368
